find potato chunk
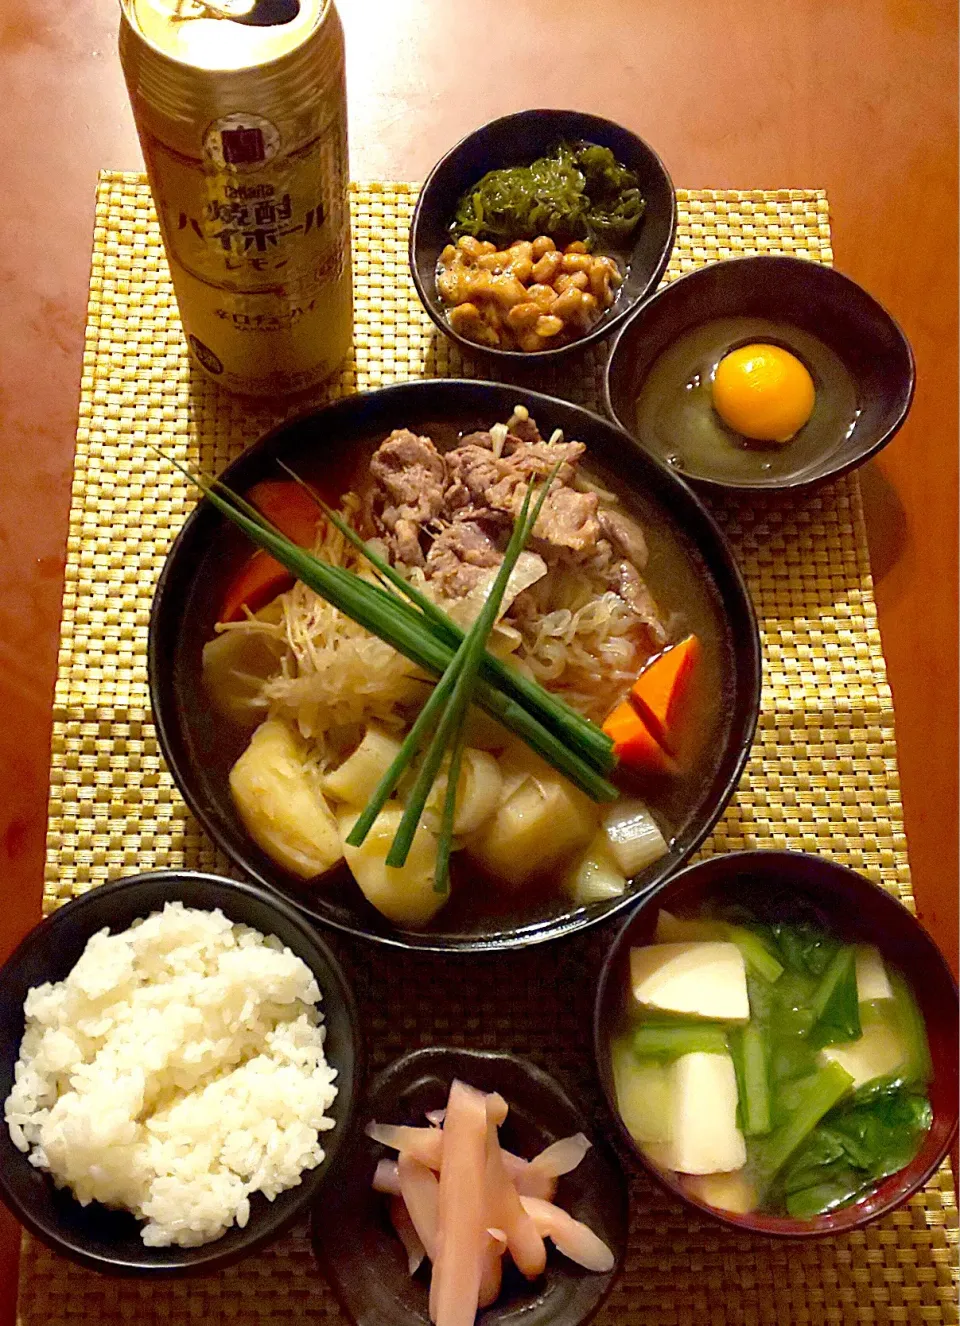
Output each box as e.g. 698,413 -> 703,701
338,805 -> 446,928
229,719 -> 342,879
322,725 -> 402,807
465,750 -> 596,889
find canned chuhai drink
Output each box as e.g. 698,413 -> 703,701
119,0 -> 352,397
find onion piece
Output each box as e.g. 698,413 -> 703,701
519,1195 -> 615,1273
372,1158 -> 401,1195
442,552 -> 547,630
529,1133 -> 592,1178
390,1195 -> 426,1275
453,749 -> 503,837
602,800 -> 668,876
564,833 -> 627,905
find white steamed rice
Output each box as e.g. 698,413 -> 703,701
3,902 -> 338,1247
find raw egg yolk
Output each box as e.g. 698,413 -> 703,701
711,343 -> 815,443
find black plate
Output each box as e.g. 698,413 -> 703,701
0,872 -> 360,1275
409,109 -> 677,366
149,379 -> 761,952
603,255 -> 915,493
311,1047 -> 628,1326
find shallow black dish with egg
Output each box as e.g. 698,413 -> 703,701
149,380 -> 760,952
311,1047 -> 628,1326
409,110 -> 677,366
592,851 -> 958,1238
603,256 -> 915,494
0,871 -> 360,1275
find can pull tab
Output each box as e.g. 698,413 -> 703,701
231,0 -> 300,23
196,0 -> 300,24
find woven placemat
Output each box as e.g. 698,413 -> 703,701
16,177 -> 957,1325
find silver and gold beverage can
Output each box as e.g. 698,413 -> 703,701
119,0 -> 352,397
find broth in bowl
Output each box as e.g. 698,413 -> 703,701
149,380 -> 759,949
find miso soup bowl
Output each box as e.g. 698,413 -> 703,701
592,850 -> 958,1238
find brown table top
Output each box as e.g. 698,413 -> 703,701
0,0 -> 956,1315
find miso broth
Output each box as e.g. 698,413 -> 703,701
611,899 -> 933,1219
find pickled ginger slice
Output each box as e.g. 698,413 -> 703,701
482,1095 -> 546,1280
430,1080 -> 488,1326
366,1122 -> 443,1170
398,1152 -> 439,1262
372,1157 -> 401,1195
390,1194 -> 426,1275
529,1133 -> 592,1178
518,1195 -> 615,1273
478,1229 -> 508,1308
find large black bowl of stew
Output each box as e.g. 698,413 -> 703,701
149,380 -> 760,952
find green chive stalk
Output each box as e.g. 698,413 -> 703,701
164,452 -> 619,802
273,461 -> 615,771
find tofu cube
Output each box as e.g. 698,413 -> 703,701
854,945 -> 893,1003
820,1020 -> 906,1088
681,1170 -> 757,1214
670,1051 -> 747,1175
629,941 -> 749,1022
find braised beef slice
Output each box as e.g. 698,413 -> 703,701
614,560 -> 668,646
599,508 -> 648,570
424,520 -> 502,598
443,438 -> 599,553
369,429 -> 447,566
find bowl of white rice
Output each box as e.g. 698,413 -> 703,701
0,871 -> 359,1274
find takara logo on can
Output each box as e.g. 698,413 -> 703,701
119,0 -> 353,398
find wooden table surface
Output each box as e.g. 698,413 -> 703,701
0,0 -> 956,1314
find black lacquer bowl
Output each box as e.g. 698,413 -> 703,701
149,379 -> 761,951
603,255 -> 915,494
593,851 -> 958,1238
0,872 -> 360,1275
311,1047 -> 629,1326
410,109 -> 676,367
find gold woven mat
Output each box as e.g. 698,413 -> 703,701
16,177 -> 957,1324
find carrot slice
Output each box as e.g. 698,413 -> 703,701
246,479 -> 327,547
629,635 -> 700,755
219,550 -> 294,623
218,480 -> 325,622
430,1080 -> 488,1326
602,702 -> 675,775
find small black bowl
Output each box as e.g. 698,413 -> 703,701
148,379 -> 761,952
312,1047 -> 628,1326
603,255 -> 915,493
592,851 -> 958,1238
410,109 -> 677,367
0,872 -> 361,1275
